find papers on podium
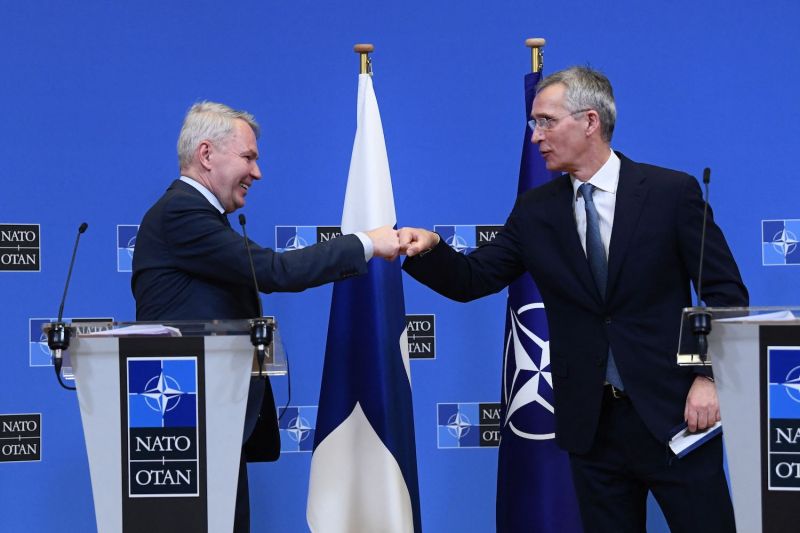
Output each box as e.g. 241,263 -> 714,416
85,324 -> 182,336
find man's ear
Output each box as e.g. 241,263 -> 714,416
584,110 -> 601,138
197,140 -> 213,171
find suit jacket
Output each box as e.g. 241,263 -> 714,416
404,153 -> 748,454
132,179 -> 367,461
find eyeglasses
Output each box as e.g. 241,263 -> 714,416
528,109 -> 591,132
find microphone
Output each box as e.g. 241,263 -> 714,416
47,222 -> 88,390
689,168 -> 712,362
238,214 -> 272,377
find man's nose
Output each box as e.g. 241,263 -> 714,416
251,162 -> 262,180
531,126 -> 544,144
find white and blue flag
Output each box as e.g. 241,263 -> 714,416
307,73 -> 421,533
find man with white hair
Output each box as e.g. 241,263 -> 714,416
132,101 -> 399,532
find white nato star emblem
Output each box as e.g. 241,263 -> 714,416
446,412 -> 471,439
771,228 -> 798,258
126,236 -> 136,258
503,302 -> 555,440
286,416 -> 312,442
140,372 -> 184,415
38,332 -> 52,356
445,234 -> 470,254
782,366 -> 800,404
284,235 -> 308,250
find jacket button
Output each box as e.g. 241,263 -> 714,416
604,316 -> 612,325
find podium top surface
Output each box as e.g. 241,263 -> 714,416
42,318 -> 275,338
683,306 -> 800,324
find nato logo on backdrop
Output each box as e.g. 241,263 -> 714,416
127,357 -> 199,496
762,219 -> 800,266
0,224 -> 40,272
29,318 -> 113,368
29,318 -> 56,367
434,225 -> 503,255
0,414 -> 41,463
437,402 -> 501,448
275,226 -> 342,252
117,225 -> 139,272
767,347 -> 800,490
278,406 -> 317,453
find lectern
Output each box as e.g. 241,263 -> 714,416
679,307 -> 800,533
45,319 -> 286,533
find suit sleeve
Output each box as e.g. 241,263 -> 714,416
162,197 -> 367,293
402,201 -> 527,302
676,176 -> 748,308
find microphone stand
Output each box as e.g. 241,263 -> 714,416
47,222 -> 88,390
238,214 -> 272,377
689,168 -> 712,362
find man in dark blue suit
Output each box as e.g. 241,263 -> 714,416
400,67 -> 747,532
132,101 -> 399,532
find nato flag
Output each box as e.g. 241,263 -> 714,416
496,70 -> 583,533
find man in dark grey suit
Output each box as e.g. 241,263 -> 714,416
132,101 -> 399,532
399,67 -> 747,532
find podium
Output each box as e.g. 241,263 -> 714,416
46,319 -> 286,533
678,307 -> 800,533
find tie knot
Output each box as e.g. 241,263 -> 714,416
579,182 -> 595,202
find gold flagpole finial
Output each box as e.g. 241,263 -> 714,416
354,43 -> 374,75
525,38 -> 546,73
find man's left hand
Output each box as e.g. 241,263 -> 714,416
684,375 -> 720,432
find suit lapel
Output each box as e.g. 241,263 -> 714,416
549,175 -> 603,304
607,154 -> 648,298
173,179 -> 232,227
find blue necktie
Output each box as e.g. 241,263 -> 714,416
579,183 -> 624,390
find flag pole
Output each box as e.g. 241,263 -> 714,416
525,37 -> 545,73
354,43 -> 374,75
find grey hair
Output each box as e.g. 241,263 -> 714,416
537,66 -> 616,142
177,101 -> 260,168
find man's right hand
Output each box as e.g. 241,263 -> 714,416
366,225 -> 401,261
399,227 -> 440,257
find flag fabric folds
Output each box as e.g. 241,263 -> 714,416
307,73 -> 421,533
496,71 -> 583,532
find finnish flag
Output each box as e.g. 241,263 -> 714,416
306,73 -> 421,532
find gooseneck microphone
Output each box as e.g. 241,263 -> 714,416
238,214 -> 272,376
47,222 -> 88,390
689,168 -> 712,362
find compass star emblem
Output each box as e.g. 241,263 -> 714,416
503,302 -> 555,440
286,416 -> 312,442
445,234 -> 470,254
126,235 -> 137,259
139,372 -> 185,416
446,412 -> 471,439
284,234 -> 309,250
771,228 -> 798,258
782,366 -> 800,404
38,332 -> 52,356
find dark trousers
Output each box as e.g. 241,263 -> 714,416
234,450 -> 250,533
234,378 -> 267,533
568,387 -> 736,533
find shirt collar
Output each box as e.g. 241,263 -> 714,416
179,176 -> 225,214
570,150 -> 620,198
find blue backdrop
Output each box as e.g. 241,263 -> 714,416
1,1 -> 797,531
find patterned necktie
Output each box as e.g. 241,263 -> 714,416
579,183 -> 624,390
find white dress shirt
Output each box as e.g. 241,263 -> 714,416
571,151 -> 620,259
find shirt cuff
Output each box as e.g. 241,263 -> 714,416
354,232 -> 373,261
